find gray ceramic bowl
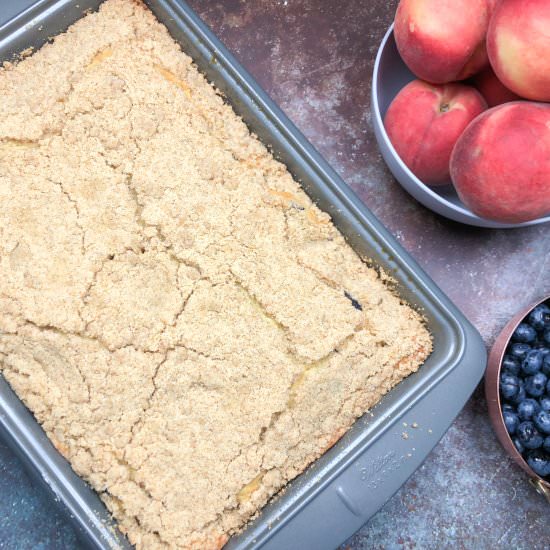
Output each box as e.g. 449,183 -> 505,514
371,25 -> 550,229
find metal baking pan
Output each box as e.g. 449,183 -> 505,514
0,1 -> 487,548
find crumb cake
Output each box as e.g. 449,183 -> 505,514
0,1 -> 432,548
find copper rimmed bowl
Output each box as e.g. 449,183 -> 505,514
486,295 -> 550,502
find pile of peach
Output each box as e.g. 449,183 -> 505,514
384,0 -> 550,224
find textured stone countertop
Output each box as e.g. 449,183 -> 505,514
0,1 -> 549,549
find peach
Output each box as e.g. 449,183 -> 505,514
487,0 -> 550,101
450,102 -> 550,223
471,66 -> 521,107
384,80 -> 487,185
394,0 -> 492,84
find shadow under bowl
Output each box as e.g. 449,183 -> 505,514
371,25 -> 550,229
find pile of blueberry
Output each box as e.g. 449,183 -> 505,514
500,302 -> 550,480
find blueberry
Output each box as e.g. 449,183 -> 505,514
544,436 -> 550,454
532,341 -> 548,350
517,421 -> 544,449
513,437 -> 525,454
525,372 -> 548,397
344,291 -> 362,311
501,354 -> 521,376
502,403 -> 516,413
512,323 -> 537,343
526,449 -> 550,477
542,354 -> 550,377
540,397 -> 550,413
511,381 -> 526,405
522,350 -> 544,375
528,304 -> 550,331
500,372 -> 520,400
509,342 -> 531,361
544,329 -> 550,346
517,398 -> 540,420
534,410 -> 550,435
503,410 -> 520,434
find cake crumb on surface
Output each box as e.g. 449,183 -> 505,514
0,1 -> 431,548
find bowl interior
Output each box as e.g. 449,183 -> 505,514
486,296 -> 550,491
373,27 -> 550,229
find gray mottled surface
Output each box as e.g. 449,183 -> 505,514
0,438 -> 79,549
0,0 -> 549,548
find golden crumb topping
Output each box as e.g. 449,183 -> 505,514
0,1 -> 431,548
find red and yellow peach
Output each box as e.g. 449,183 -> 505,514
471,66 -> 521,107
450,102 -> 550,223
385,79 -> 487,184
394,0 -> 492,83
487,0 -> 550,102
